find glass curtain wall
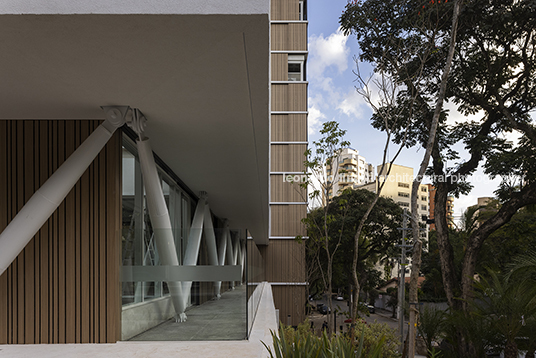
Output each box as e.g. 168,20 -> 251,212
121,139 -> 190,306
120,135 -> 248,341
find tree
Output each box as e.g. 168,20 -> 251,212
341,0 -> 462,354
341,1 -> 536,355
306,189 -> 403,305
300,120 -> 350,333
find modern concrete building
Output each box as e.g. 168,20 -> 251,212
325,148 -> 374,200
426,184 -> 455,230
0,0 -> 307,350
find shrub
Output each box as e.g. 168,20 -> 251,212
350,320 -> 399,358
264,320 -> 398,358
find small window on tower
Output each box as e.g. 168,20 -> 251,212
288,55 -> 306,81
299,0 -> 307,21
288,63 -> 302,81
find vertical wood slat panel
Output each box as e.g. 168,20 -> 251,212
33,121 -> 42,342
271,53 -> 288,81
17,120 -> 24,344
0,121 -> 7,344
265,240 -> 305,282
271,0 -> 299,21
39,120 -> 49,343
271,114 -> 307,142
270,175 -> 306,202
271,23 -> 307,51
98,133 -> 107,343
271,286 -> 305,326
0,120 -> 121,344
23,121 -> 35,344
57,121 -> 66,343
80,122 -> 90,343
270,144 -> 307,172
65,120 -> 76,343
271,84 -> 307,112
90,121 -> 97,343
270,205 -> 307,237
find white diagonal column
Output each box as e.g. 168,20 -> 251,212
215,221 -> 230,298
181,194 -> 206,310
202,200 -> 221,298
226,230 -> 236,289
181,193 -> 221,307
136,136 -> 186,322
240,237 -> 246,282
0,106 -> 128,276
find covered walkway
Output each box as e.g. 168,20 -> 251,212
130,285 -> 246,341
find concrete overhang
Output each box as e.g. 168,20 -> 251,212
0,2 -> 270,244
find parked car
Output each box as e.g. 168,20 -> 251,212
358,302 -> 375,314
316,303 -> 331,315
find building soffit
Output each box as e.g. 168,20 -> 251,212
0,12 -> 270,244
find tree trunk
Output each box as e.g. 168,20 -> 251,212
504,339 -> 518,358
407,2 -> 462,355
433,180 -> 461,310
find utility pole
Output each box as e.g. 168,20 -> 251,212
396,209 -> 413,353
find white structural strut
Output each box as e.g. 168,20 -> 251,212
215,222 -> 230,297
0,107 -> 128,276
202,200 -> 221,298
226,231 -> 236,289
240,238 -> 246,280
136,138 -> 186,322
181,195 -> 206,310
180,194 -> 221,307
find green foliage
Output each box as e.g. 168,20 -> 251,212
351,321 -> 399,358
302,121 -> 350,202
417,305 -> 445,354
305,189 -> 402,300
263,321 -> 398,358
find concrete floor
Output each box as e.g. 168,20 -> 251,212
130,285 -> 247,341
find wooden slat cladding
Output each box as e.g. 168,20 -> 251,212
271,83 -> 307,112
271,0 -> 300,21
271,285 -> 306,326
0,120 -> 121,344
271,53 -> 288,81
271,144 -> 306,172
264,240 -> 305,282
271,23 -> 307,51
271,175 -> 306,202
271,114 -> 307,141
270,205 -> 306,237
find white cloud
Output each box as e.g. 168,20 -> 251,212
308,29 -> 350,78
443,101 -> 482,126
337,88 -> 369,120
308,104 -> 326,135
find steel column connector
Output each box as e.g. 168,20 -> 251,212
0,106 -> 129,276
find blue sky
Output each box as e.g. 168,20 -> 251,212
306,0 -> 503,223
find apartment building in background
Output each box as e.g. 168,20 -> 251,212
426,184 -> 455,230
360,163 -> 429,239
326,148 -> 374,200
0,0 -> 307,349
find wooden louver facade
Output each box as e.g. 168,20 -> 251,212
268,0 -> 308,326
0,120 -> 122,344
